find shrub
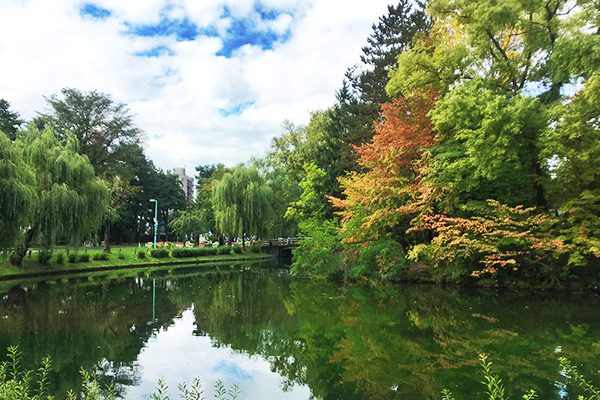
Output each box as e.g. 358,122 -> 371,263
172,248 -> 189,258
150,249 -> 170,258
68,253 -> 78,263
78,253 -> 90,262
352,238 -> 408,280
232,246 -> 242,254
92,252 -> 109,261
37,251 -> 51,265
172,248 -> 206,258
137,251 -> 146,259
204,247 -> 217,256
217,246 -> 231,255
249,244 -> 261,253
415,200 -> 576,282
55,252 -> 65,264
9,253 -> 21,265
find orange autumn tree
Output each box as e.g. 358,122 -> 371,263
330,93 -> 436,270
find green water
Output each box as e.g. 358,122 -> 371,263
0,265 -> 599,399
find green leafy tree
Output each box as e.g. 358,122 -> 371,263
191,164 -> 228,239
543,72 -> 600,259
269,111 -> 343,216
11,126 -> 109,266
428,81 -> 546,209
0,99 -> 23,140
0,133 -> 36,250
155,171 -> 189,241
212,166 -> 273,248
377,0 -> 600,279
251,156 -> 299,238
285,163 -> 328,224
40,88 -> 143,178
194,164 -> 222,191
387,0 -> 600,209
102,176 -> 138,252
170,208 -> 204,242
267,2 -> 431,221
39,88 -> 146,248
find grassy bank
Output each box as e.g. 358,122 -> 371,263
0,246 -> 275,280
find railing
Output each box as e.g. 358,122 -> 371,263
260,237 -> 299,247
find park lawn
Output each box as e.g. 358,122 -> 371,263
0,246 -> 273,278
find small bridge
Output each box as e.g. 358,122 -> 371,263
260,237 -> 299,260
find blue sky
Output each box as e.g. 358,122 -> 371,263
0,0 -> 397,169
88,2 -> 296,58
80,3 -> 111,19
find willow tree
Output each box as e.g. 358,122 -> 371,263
0,132 -> 36,251
212,166 -> 273,248
11,126 -> 109,266
171,208 -> 204,242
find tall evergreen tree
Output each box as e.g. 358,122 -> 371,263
334,0 -> 431,149
354,0 -> 431,104
0,99 -> 24,140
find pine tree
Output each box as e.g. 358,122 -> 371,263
0,99 -> 23,141
330,1 -> 431,173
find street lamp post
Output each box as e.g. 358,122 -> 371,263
150,199 -> 158,249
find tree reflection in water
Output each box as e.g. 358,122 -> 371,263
0,266 -> 599,399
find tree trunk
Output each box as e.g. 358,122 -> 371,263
242,232 -> 246,251
11,228 -> 36,267
163,209 -> 169,242
526,134 -> 547,209
532,159 -> 547,209
104,221 -> 111,253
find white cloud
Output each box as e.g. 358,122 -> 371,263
124,308 -> 311,399
0,0 -> 396,170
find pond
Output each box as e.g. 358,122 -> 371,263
1,263 -> 599,399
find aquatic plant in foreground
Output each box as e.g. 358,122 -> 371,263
442,354 -> 600,400
0,346 -> 240,400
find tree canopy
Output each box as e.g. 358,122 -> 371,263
0,132 -> 36,249
0,99 -> 23,140
10,126 -> 109,265
212,166 -> 273,246
40,88 -> 144,178
279,0 -> 600,284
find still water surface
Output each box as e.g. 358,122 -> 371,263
1,264 -> 599,399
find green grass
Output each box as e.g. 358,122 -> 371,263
0,246 -> 271,278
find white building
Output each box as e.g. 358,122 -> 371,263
173,167 -> 194,200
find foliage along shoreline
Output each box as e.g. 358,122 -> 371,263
283,0 -> 600,288
0,247 -> 273,281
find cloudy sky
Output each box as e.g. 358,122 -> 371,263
0,0 -> 395,170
